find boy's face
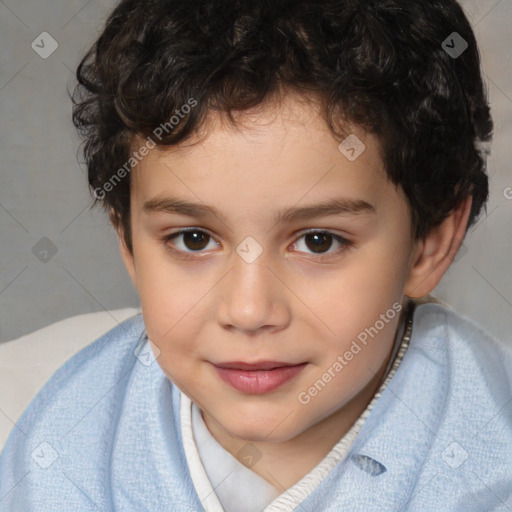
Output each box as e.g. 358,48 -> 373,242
121,92 -> 420,444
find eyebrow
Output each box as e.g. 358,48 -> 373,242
142,195 -> 376,224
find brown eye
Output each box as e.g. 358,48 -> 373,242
165,229 -> 218,253
304,232 -> 335,253
181,230 -> 210,251
163,228 -> 352,260
291,230 -> 353,260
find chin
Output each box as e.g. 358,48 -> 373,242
217,409 -> 303,443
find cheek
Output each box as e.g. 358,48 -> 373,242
133,242 -> 208,349
305,237 -> 409,368
313,247 -> 406,319
302,303 -> 402,416
344,228 -> 411,304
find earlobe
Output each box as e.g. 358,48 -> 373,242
404,195 -> 472,298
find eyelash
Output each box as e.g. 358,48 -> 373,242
161,228 -> 354,262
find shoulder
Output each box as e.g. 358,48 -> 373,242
405,301 -> 512,504
0,313 -> 148,504
411,300 -> 512,385
17,312 -> 148,413
347,301 -> 512,509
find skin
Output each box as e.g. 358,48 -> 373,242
117,91 -> 472,491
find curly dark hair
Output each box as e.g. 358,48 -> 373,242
71,0 -> 493,255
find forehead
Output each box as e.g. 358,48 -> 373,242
128,93 -> 400,222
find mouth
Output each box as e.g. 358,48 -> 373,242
211,360 -> 308,394
214,360 -> 303,371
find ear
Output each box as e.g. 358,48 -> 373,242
404,195 -> 472,298
109,208 -> 137,287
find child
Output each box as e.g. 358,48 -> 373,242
1,0 -> 511,510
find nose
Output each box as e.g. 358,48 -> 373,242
216,248 -> 290,335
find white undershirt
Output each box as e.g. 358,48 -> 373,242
181,303 -> 414,512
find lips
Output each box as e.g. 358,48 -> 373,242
212,360 -> 308,394
214,360 -> 301,371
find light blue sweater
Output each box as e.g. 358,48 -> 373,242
1,303 -> 511,511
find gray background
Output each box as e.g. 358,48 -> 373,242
0,0 -> 511,345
